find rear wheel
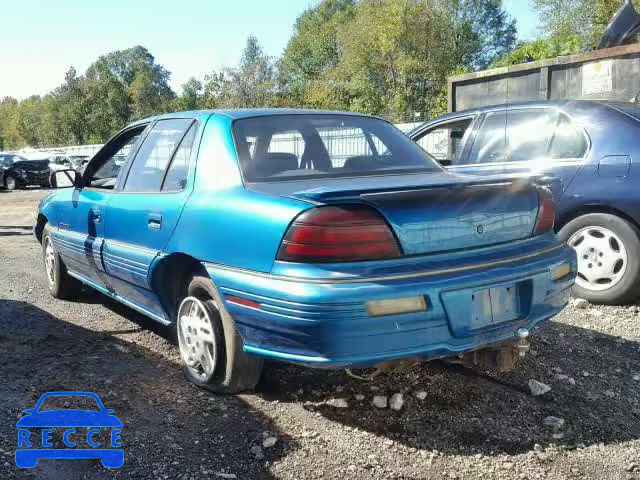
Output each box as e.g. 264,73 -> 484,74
5,175 -> 16,191
177,275 -> 263,393
558,213 -> 640,304
42,223 -> 82,299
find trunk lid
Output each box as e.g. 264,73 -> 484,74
360,182 -> 538,255
250,172 -> 541,256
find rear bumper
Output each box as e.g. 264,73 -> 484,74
205,238 -> 576,369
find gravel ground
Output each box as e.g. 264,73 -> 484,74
0,189 -> 638,480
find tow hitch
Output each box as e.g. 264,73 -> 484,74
457,328 -> 531,372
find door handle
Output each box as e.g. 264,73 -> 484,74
89,209 -> 102,224
148,213 -> 162,230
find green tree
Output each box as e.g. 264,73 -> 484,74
87,46 -> 174,121
0,46 -> 179,149
280,0 -> 356,104
491,33 -> 584,67
534,0 -> 640,48
84,61 -> 132,143
326,0 -> 452,117
205,36 -> 278,108
175,78 -> 203,111
201,71 -> 226,108
6,96 -> 47,148
447,0 -> 517,70
0,97 -> 19,150
49,67 -> 90,145
280,0 -> 516,120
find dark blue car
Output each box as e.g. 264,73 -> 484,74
36,109 -> 575,392
410,100 -> 640,304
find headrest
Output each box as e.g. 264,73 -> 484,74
343,155 -> 374,171
254,152 -> 299,177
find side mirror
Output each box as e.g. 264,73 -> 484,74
50,169 -> 79,189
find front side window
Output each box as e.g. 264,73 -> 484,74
233,115 -> 441,182
415,118 -> 473,166
123,119 -> 193,192
87,129 -> 144,189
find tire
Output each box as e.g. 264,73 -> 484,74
176,275 -> 263,393
558,213 -> 640,304
5,175 -> 17,191
42,223 -> 82,300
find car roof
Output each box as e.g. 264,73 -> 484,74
439,100 -> 617,117
133,108 -> 382,126
410,99 -> 633,133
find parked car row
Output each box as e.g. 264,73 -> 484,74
409,100 -> 640,305
0,154 -> 51,190
0,152 -> 95,190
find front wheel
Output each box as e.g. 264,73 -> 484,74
176,275 -> 263,393
558,213 -> 640,304
4,175 -> 17,191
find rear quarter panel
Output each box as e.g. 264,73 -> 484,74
558,105 -> 640,226
165,114 -> 311,272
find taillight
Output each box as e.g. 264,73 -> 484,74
277,205 -> 402,262
533,187 -> 555,235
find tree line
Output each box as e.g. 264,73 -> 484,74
0,0 -> 623,150
493,0 -> 639,66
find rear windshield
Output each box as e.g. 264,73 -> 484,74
232,114 -> 442,182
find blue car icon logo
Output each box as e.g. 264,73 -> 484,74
16,391 -> 123,468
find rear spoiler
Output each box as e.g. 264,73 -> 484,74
293,174 -> 561,201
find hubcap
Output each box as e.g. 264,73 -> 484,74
568,226 -> 627,291
6,177 -> 15,190
177,297 -> 218,380
44,237 -> 56,286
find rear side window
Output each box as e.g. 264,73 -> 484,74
506,109 -> 556,162
123,119 -> 193,192
162,123 -> 197,191
549,115 -> 588,159
414,118 -> 472,165
466,111 -> 507,164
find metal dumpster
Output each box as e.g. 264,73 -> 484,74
448,43 -> 640,112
